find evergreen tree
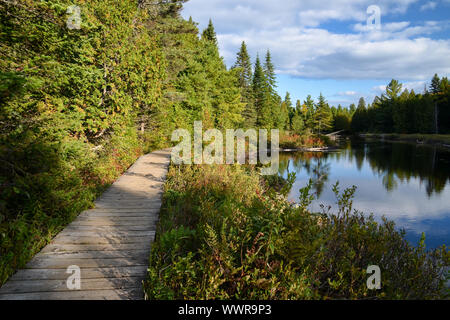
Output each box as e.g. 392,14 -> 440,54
202,19 -> 218,45
351,98 -> 369,133
430,74 -> 442,94
234,42 -> 253,89
263,50 -> 276,90
252,55 -> 268,127
233,42 -> 256,127
304,95 -> 316,131
258,50 -> 280,129
276,92 -> 290,130
358,97 -> 366,109
385,79 -> 402,100
349,103 -> 357,115
291,113 -> 305,134
315,93 -> 333,134
284,92 -> 295,129
296,100 -> 303,114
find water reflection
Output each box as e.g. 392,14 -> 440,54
280,140 -> 450,248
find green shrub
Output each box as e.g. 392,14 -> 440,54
0,133 -> 142,285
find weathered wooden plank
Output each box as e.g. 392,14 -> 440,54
99,190 -> 164,197
56,230 -> 154,238
81,208 -> 157,213
25,257 -> 148,269
95,200 -> 162,206
0,277 -> 143,294
41,243 -> 152,254
49,235 -> 154,245
74,216 -> 158,222
0,288 -> 144,300
69,220 -> 157,227
8,266 -> 148,281
64,225 -> 153,232
35,250 -> 149,260
79,212 -> 157,218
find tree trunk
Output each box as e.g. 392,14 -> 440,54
434,101 -> 439,134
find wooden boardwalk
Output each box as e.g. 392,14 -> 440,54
0,149 -> 171,300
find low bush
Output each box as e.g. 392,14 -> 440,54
145,164 -> 449,300
279,133 -> 326,150
0,132 -> 142,285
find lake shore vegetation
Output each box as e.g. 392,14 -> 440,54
144,163 -> 449,300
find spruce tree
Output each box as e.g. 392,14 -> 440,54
253,55 -> 267,127
385,79 -> 402,100
358,97 -> 366,109
291,113 -> 305,134
202,19 -> 218,46
276,94 -> 290,130
352,98 -> 368,133
430,74 -> 442,94
234,42 -> 256,127
349,103 -> 357,115
263,50 -> 276,89
284,92 -> 295,130
315,93 -> 333,134
304,95 -> 316,131
234,42 -> 252,88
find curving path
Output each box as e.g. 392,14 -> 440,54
0,149 -> 171,300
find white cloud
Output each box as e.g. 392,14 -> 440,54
403,80 -> 428,92
183,0 -> 450,81
338,91 -> 358,96
420,1 -> 438,10
219,28 -> 450,80
183,0 -> 420,32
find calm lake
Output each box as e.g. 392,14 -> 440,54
279,140 -> 450,249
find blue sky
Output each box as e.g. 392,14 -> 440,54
182,0 -> 450,107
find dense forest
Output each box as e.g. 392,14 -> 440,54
0,0 -> 245,284
351,76 -> 450,134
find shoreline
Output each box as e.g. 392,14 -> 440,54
359,133 -> 450,149
280,146 -> 339,152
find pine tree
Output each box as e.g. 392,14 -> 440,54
385,79 -> 402,100
275,93 -> 290,130
202,19 -> 218,46
358,97 -> 366,109
283,92 -> 295,129
263,50 -> 276,90
352,98 -> 368,133
296,100 -> 303,113
315,93 -> 333,134
234,42 -> 256,127
234,42 -> 252,88
291,113 -> 305,134
252,54 -> 267,127
284,92 -> 293,110
349,103 -> 356,115
430,74 -> 442,94
260,50 -> 281,129
304,95 -> 316,131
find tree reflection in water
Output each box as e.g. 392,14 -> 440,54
279,152 -> 331,197
278,140 -> 450,248
279,140 -> 450,197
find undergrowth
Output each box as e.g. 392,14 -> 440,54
145,164 -> 449,300
0,133 -> 142,285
